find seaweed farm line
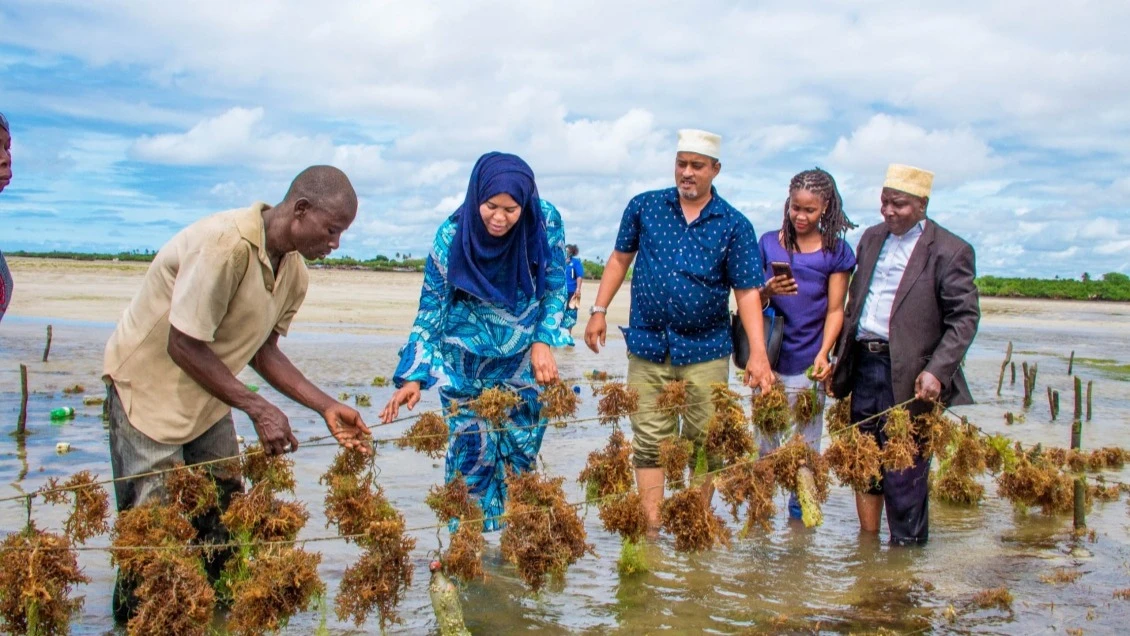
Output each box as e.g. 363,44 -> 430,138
2,297 -> 1130,634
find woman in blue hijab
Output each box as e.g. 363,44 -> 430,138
381,152 -> 570,530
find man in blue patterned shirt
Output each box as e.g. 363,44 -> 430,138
585,129 -> 774,534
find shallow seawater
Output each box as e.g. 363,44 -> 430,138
1,302 -> 1129,635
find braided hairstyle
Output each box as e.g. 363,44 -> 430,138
780,167 -> 856,254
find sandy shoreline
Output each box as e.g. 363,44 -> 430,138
4,256 -> 1129,337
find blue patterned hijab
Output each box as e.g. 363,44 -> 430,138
447,152 -> 548,311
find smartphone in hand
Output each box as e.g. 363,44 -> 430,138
771,261 -> 794,280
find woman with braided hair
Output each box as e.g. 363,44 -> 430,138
758,167 -> 856,519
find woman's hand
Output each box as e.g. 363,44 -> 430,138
763,274 -> 798,297
811,355 -> 833,382
531,342 -> 559,385
380,381 -> 421,424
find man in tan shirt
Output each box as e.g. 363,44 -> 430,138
103,165 -> 370,620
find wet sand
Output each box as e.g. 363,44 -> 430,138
2,257 -> 1130,634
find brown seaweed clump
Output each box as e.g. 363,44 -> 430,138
1065,449 -> 1088,473
1096,447 -> 1127,469
578,429 -> 634,501
241,444 -> 297,493
659,487 -> 732,552
932,469 -> 985,506
769,435 -> 830,502
321,446 -> 392,540
500,470 -> 592,593
704,401 -> 754,466
880,408 -> 919,473
971,586 -> 1013,611
0,526 -> 89,636
1042,446 -> 1068,468
336,517 -> 417,629
163,463 -> 221,519
470,387 -> 522,425
715,459 -> 777,535
539,380 -> 580,423
128,551 -> 215,636
1039,568 -> 1082,585
658,437 -> 694,491
396,412 -> 448,459
110,501 -> 198,577
996,455 -> 1077,515
227,547 -> 324,636
655,380 -> 690,418
40,470 -> 111,544
751,382 -> 790,436
221,482 -> 309,543
1088,482 -> 1122,502
792,385 -> 820,424
947,425 -> 988,477
597,491 -> 649,543
825,396 -> 852,438
917,406 -> 957,460
596,382 -> 640,424
444,522 -> 486,583
981,434 -> 1018,474
426,476 -> 486,582
824,427 -> 882,492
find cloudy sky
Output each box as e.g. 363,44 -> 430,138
2,1 -> 1128,277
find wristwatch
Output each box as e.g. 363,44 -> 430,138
589,305 -> 607,316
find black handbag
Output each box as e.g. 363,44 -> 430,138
731,307 -> 784,369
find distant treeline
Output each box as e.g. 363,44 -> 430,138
975,272 -> 1130,301
9,251 -> 1125,299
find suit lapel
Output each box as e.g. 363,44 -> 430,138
849,229 -> 885,315
891,220 -> 935,317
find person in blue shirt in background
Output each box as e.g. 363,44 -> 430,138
563,244 -> 584,342
585,129 -> 775,536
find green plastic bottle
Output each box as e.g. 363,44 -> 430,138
50,406 -> 76,420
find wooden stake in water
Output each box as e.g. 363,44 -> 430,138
17,364 -> 29,436
1071,376 -> 1085,530
1010,361 -> 1016,386
1085,380 -> 1093,422
1047,386 -> 1056,420
1067,350 -> 1074,376
997,341 -> 1014,396
42,324 -> 53,363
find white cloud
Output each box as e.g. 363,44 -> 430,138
826,114 -> 1005,186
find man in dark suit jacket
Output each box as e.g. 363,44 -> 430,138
831,163 -> 980,545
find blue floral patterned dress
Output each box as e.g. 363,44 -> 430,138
394,199 -> 570,531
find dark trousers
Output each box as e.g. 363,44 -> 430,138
850,349 -> 931,545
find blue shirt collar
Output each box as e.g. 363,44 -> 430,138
665,185 -> 723,219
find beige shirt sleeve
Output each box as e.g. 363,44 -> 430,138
273,264 -> 308,337
169,240 -> 251,342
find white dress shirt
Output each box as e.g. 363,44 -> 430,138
857,221 -> 926,341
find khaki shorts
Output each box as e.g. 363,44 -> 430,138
627,354 -> 730,469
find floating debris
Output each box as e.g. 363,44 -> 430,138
971,586 -> 1013,611
371,376 -> 389,387
354,393 -> 373,408
62,384 -> 85,395
82,396 -> 105,406
1039,568 -> 1082,585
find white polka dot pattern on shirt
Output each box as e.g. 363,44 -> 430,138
613,187 -> 763,366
